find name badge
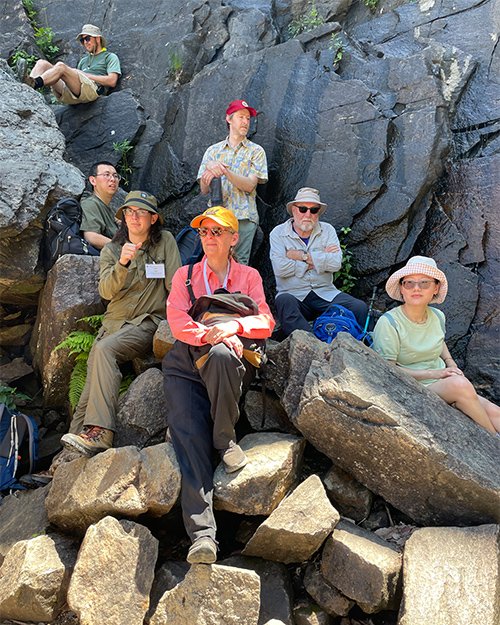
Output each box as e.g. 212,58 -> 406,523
145,263 -> 165,279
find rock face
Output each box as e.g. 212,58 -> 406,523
214,432 -> 306,516
0,533 -> 78,622
321,520 -> 402,614
0,63 -> 85,307
398,524 -> 500,625
243,475 -> 339,563
68,516 -> 158,625
46,443 -> 181,534
150,563 -> 261,625
293,333 -> 500,526
114,367 -> 167,448
29,254 -> 104,409
0,486 -> 50,566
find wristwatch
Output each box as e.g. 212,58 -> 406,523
301,252 -> 309,262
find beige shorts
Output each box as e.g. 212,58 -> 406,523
52,71 -> 99,105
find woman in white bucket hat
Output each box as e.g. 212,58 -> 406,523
373,256 -> 500,435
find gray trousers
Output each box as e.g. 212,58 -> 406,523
70,318 -> 157,434
162,340 -> 255,543
234,219 -> 257,266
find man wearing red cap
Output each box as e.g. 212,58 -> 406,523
197,100 -> 268,265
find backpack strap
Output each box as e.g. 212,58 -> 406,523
185,263 -> 196,305
385,308 -> 446,337
429,307 -> 446,335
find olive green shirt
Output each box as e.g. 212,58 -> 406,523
77,49 -> 121,95
99,230 -> 181,333
81,195 -> 118,240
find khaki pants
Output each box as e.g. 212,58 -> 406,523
69,319 -> 157,433
53,71 -> 99,105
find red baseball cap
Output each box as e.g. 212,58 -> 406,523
226,100 -> 257,117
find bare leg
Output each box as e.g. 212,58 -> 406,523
478,396 -> 500,434
31,60 -> 81,97
427,375 -> 497,434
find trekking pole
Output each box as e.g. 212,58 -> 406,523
364,286 -> 377,333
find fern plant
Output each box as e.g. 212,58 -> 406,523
334,227 -> 357,293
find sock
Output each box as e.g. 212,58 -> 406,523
33,76 -> 44,89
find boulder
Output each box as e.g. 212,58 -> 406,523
0,485 -> 51,565
223,556 -> 294,625
322,464 -> 373,523
243,389 -> 298,434
150,563 -> 261,625
0,356 -> 33,384
55,90 -> 146,178
152,319 -> 175,362
294,601 -> 334,625
293,333 -> 500,526
398,524 -> 500,625
0,64 -> 85,307
114,367 -> 167,448
46,443 -> 181,535
214,432 -> 306,516
68,517 -> 158,625
321,519 -> 402,614
243,475 -> 339,563
0,533 -> 78,622
303,564 -> 355,617
29,254 -> 104,409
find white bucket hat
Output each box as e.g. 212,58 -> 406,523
77,24 -> 107,47
286,188 -> 327,216
385,256 -> 448,304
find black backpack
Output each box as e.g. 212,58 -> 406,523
175,226 -> 204,266
42,197 -> 100,271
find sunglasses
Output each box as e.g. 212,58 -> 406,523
401,280 -> 437,290
197,226 -> 233,237
81,35 -> 92,43
296,205 -> 321,214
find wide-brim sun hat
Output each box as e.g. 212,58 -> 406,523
77,24 -> 107,47
286,187 -> 327,216
115,190 -> 163,225
385,256 -> 448,304
191,207 -> 239,232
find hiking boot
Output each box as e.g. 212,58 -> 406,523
220,441 -> 247,474
16,57 -> 35,88
61,426 -> 113,457
187,537 -> 217,564
19,469 -> 52,489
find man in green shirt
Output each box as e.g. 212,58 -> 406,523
81,161 -> 120,250
18,24 -> 121,105
60,190 -> 181,456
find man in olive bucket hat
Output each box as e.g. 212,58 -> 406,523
17,24 -> 121,105
58,191 -> 181,456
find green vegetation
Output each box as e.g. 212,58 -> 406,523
54,315 -> 134,409
168,50 -> 183,81
0,386 -> 30,412
288,1 -> 325,38
329,33 -> 343,66
11,48 -> 36,73
113,140 -> 134,188
21,0 -> 60,63
365,0 -> 379,10
334,227 -> 357,293
22,0 -> 36,22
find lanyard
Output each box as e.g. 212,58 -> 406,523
203,258 -> 230,294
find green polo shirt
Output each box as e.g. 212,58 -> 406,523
77,49 -> 121,94
81,195 -> 118,240
99,230 -> 181,333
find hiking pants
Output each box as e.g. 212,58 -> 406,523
162,340 -> 255,543
69,318 -> 157,434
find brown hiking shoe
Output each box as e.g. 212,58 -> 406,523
221,441 -> 247,473
16,57 -> 35,88
187,537 -> 217,564
61,426 -> 113,457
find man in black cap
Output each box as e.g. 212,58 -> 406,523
17,24 -> 120,105
60,191 -> 181,456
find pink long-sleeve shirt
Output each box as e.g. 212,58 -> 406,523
167,257 -> 275,346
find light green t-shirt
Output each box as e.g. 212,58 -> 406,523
372,305 -> 446,386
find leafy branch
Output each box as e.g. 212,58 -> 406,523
288,1 -> 325,38
334,227 -> 357,294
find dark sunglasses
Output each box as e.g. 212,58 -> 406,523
296,205 -> 321,214
197,226 -> 233,237
81,35 -> 92,43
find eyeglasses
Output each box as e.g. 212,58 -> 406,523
95,173 -> 121,181
197,226 -> 233,237
401,280 -> 437,290
296,205 -> 321,214
81,35 -> 92,43
123,208 -> 150,217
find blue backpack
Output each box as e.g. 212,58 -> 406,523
0,404 -> 39,493
175,226 -> 204,266
313,305 -> 373,346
